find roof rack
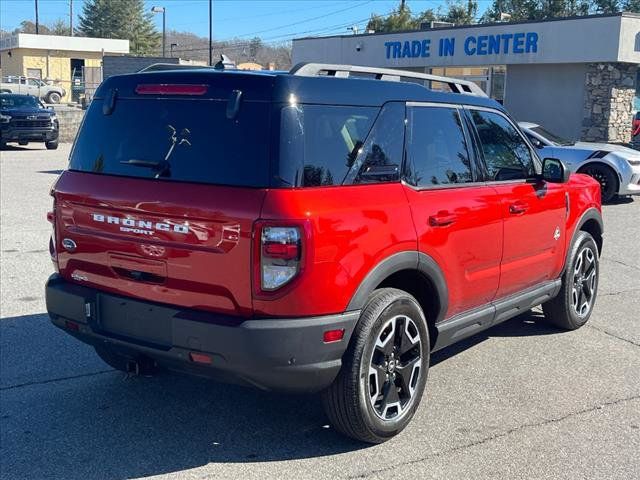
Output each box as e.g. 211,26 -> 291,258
137,63 -> 214,73
289,63 -> 488,97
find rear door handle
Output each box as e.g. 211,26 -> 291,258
429,212 -> 457,227
509,202 -> 529,215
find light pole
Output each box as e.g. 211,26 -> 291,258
151,6 -> 166,57
35,0 -> 39,34
208,0 -> 213,66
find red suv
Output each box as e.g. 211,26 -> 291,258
46,64 -> 603,443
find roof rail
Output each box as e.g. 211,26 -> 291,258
137,63 -> 215,73
289,63 -> 488,97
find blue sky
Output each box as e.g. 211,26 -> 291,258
0,0 -> 488,43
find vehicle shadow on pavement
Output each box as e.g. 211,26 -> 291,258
1,313 -> 364,479
1,310 -> 561,479
0,145 -> 37,151
431,309 -> 561,367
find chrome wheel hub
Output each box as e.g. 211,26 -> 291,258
368,315 -> 422,421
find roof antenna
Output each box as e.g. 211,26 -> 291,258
214,54 -> 236,70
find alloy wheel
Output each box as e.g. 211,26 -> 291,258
368,315 -> 422,420
572,246 -> 597,317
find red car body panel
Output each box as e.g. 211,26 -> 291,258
402,185 -> 503,318
53,170 -> 600,322
53,171 -> 265,317
490,181 -> 568,298
255,183 -> 416,317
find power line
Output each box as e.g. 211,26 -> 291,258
232,0 -> 373,38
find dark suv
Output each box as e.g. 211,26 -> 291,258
0,93 -> 59,149
45,64 -> 603,443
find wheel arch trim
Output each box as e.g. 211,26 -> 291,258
346,251 -> 449,323
576,160 -> 622,193
564,207 -> 603,274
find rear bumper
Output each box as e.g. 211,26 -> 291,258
45,274 -> 358,393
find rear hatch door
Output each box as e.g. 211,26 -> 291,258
53,71 -> 274,316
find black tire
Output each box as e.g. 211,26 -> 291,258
45,140 -> 59,150
580,164 -> 618,203
46,91 -> 62,104
542,231 -> 599,330
322,288 -> 430,443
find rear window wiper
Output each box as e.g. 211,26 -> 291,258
120,159 -> 171,178
118,126 -> 190,179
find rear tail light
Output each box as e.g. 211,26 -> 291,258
256,225 -> 302,292
47,196 -> 58,270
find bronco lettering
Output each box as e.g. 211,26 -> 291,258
91,213 -> 188,235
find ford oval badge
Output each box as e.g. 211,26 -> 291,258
62,238 -> 77,252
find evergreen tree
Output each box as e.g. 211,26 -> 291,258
623,0 -> 640,12
482,0 -> 595,22
592,0 -> 621,12
78,0 -> 160,55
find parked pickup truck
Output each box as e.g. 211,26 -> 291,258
0,93 -> 59,149
1,75 -> 66,104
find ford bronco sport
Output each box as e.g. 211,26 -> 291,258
46,63 -> 603,443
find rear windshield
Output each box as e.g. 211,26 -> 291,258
70,97 -> 271,187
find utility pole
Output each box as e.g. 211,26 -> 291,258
209,0 -> 213,66
69,0 -> 73,36
35,0 -> 39,34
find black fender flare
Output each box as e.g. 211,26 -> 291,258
563,207 -> 604,274
346,251 -> 449,323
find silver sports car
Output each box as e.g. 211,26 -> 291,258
519,122 -> 640,203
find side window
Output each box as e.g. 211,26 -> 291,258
278,105 -> 378,187
344,102 -> 405,185
296,105 -> 376,187
470,110 -> 536,181
406,106 -> 473,187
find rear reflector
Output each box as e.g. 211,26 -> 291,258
263,242 -> 299,260
135,84 -> 208,96
65,321 -> 79,332
189,352 -> 213,365
323,329 -> 345,343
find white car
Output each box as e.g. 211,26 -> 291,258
519,122 -> 640,203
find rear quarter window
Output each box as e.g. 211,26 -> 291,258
279,105 -> 378,187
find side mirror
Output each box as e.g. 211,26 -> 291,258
541,157 -> 570,183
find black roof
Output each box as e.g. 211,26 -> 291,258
95,68 -> 502,110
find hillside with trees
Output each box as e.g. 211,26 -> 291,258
367,0 -> 640,31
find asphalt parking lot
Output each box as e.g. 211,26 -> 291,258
1,144 -> 639,480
